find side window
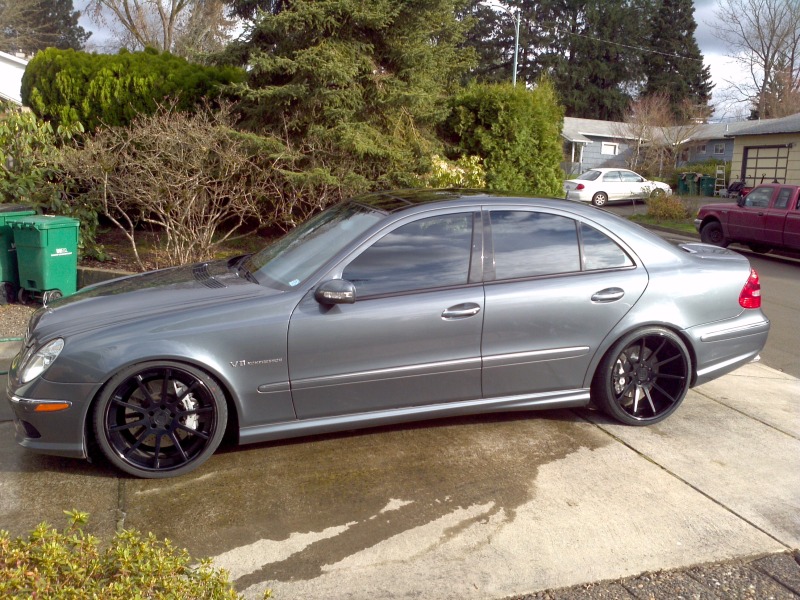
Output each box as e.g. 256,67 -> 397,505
342,214 -> 473,296
745,188 -> 773,208
490,211 -> 580,279
581,224 -> 634,270
619,171 -> 643,183
603,171 -> 622,182
775,188 -> 792,209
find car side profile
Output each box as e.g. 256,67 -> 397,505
564,168 -> 672,206
7,190 -> 768,478
695,184 -> 800,253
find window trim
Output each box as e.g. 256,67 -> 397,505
601,142 -> 619,156
713,143 -> 725,155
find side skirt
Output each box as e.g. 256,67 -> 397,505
238,389 -> 591,446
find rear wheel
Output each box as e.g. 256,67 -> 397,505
591,192 -> 609,207
700,221 -> 728,247
93,361 -> 227,478
42,289 -> 62,306
592,328 -> 691,425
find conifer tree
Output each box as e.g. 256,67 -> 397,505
642,0 -> 713,120
0,0 -> 89,55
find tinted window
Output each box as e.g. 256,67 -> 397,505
490,212 -> 580,279
577,170 -> 602,181
581,224 -> 634,270
343,214 -> 473,296
603,171 -> 622,182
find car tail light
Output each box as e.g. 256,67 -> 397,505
739,268 -> 761,309
576,183 -> 585,190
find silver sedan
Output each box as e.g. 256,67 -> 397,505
6,190 -> 768,478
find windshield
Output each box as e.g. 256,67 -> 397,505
243,203 -> 383,290
577,170 -> 602,181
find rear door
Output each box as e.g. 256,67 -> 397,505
601,170 -> 626,201
783,190 -> 800,249
480,209 -> 648,397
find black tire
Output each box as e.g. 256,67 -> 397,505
93,361 -> 227,478
591,192 -> 608,207
17,287 -> 30,306
748,244 -> 770,254
592,327 -> 691,425
0,282 -> 14,305
700,221 -> 728,247
650,188 -> 666,198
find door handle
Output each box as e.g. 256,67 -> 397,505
591,288 -> 625,303
442,303 -> 481,319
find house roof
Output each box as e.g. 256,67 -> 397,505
561,117 -> 637,143
724,112 -> 800,136
0,50 -> 29,67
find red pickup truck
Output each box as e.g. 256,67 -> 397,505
695,184 -> 800,253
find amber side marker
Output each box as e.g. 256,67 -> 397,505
34,403 -> 71,413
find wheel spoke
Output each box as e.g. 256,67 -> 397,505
177,423 -> 209,439
656,373 -> 685,381
123,428 -> 151,457
652,381 -> 678,404
616,378 -> 636,400
643,387 -> 657,414
110,418 -> 147,432
175,381 -> 200,401
153,433 -> 163,469
177,406 -> 213,416
161,369 -> 172,403
134,376 -> 156,405
111,398 -> 147,414
632,386 -> 642,413
654,353 -> 682,368
169,432 -> 189,463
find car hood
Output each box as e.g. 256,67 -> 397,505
697,202 -> 735,213
29,259 -> 277,340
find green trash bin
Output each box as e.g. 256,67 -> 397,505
0,205 -> 37,304
677,174 -> 690,195
685,173 -> 699,196
9,215 -> 79,305
699,175 -> 715,196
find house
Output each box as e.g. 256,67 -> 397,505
561,117 -> 638,175
0,50 -> 29,105
725,112 -> 800,186
677,121 -> 754,166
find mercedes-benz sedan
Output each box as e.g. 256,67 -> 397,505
6,190 -> 769,478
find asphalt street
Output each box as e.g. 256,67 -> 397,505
1,217 -> 798,599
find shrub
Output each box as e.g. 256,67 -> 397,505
0,510 -> 250,599
425,154 -> 486,188
445,78 -> 564,197
58,102 -> 273,268
647,195 -> 690,221
21,48 -> 245,130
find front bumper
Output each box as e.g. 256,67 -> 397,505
693,218 -> 703,232
6,351 -> 98,460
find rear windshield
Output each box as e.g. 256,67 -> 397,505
577,170 -> 602,181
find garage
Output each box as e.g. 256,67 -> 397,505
728,112 -> 800,186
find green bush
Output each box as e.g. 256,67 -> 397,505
0,510 -> 253,599
445,79 -> 564,197
21,48 -> 245,130
647,195 -> 690,221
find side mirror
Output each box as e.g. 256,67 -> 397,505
314,279 -> 356,305
736,195 -> 746,207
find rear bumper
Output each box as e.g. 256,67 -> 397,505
686,313 -> 770,386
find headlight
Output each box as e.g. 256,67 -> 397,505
19,338 -> 64,384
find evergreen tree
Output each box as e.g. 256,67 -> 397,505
643,0 -> 713,120
0,0 -> 89,55
229,0 -> 475,190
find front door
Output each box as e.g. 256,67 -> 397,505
288,211 -> 484,419
728,186 -> 775,243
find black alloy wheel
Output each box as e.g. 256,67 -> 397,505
93,362 -> 227,478
591,192 -> 608,207
592,328 -> 691,425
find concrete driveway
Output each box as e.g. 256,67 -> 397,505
1,350 -> 798,598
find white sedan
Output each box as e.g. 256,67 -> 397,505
564,168 -> 672,206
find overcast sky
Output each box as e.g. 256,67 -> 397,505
76,0 -> 744,120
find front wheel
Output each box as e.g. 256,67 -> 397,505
93,361 -> 228,478
592,328 -> 691,425
591,192 -> 609,207
700,221 -> 728,247
650,188 -> 666,198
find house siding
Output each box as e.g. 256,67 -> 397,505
0,51 -> 28,104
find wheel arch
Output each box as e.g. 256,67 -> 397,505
83,353 -> 243,455
583,321 -> 698,390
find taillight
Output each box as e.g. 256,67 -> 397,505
739,268 -> 761,309
576,183 -> 585,190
